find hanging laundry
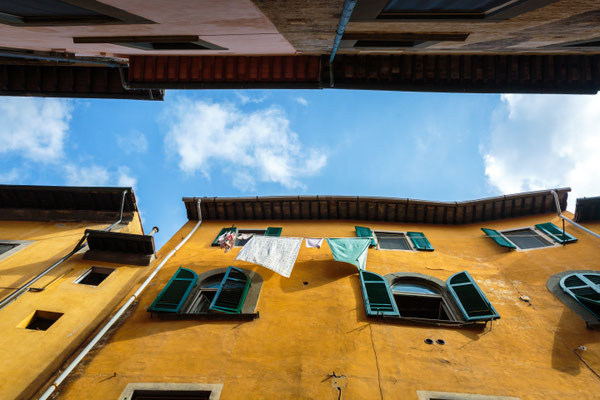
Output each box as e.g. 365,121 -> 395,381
217,230 -> 236,253
326,238 -> 370,270
235,236 -> 303,278
305,237 -> 324,249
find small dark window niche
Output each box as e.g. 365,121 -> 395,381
75,266 -> 114,286
21,310 -> 63,331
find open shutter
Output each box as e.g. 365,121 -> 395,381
481,228 -> 516,249
535,222 -> 578,244
149,268 -> 198,313
359,270 -> 399,317
407,232 -> 434,251
355,226 -> 376,246
447,271 -> 499,321
560,273 -> 600,319
265,227 -> 282,237
209,266 -> 251,314
212,227 -> 237,246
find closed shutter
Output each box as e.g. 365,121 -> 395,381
209,266 -> 251,314
212,227 -> 237,246
265,227 -> 283,237
149,268 -> 198,313
407,232 -> 434,251
560,273 -> 600,319
535,222 -> 578,244
355,226 -> 376,246
359,270 -> 399,317
481,228 -> 516,249
446,271 -> 499,321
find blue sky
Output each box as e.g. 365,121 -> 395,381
1,90 -> 598,247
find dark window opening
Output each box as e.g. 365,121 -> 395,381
75,266 -> 114,286
0,243 -> 18,255
354,40 -> 424,48
503,228 -> 552,249
235,229 -> 266,247
73,36 -> 227,51
564,40 -> 600,48
131,390 -> 211,400
184,274 -> 224,314
376,232 -> 411,250
25,310 -> 63,331
393,293 -> 451,320
379,0 -> 516,19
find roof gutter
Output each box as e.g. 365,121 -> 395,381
551,190 -> 600,240
38,200 -> 203,400
0,190 -> 129,312
329,0 -> 357,87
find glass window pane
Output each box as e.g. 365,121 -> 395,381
383,0 -> 509,13
376,232 -> 411,250
392,282 -> 438,294
503,229 -> 551,249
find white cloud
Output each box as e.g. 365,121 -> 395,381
0,97 -> 71,161
64,164 -> 110,186
234,91 -> 267,105
117,130 -> 148,154
483,94 -> 600,210
165,99 -> 327,190
0,168 -> 20,183
295,97 -> 308,106
117,166 -> 137,187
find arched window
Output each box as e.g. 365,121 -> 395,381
359,270 -> 499,323
560,273 -> 600,320
149,267 -> 262,318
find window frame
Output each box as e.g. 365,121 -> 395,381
494,226 -> 559,251
0,239 -> 33,262
0,0 -> 153,26
350,0 -> 559,23
117,383 -> 223,400
548,270 -> 600,329
340,32 -> 469,50
390,277 -> 460,322
373,230 -> 416,252
234,229 -> 267,247
73,266 -> 114,286
73,35 -> 226,51
417,391 -> 520,400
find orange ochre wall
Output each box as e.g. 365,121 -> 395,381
56,214 -> 600,400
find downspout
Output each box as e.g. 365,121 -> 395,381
38,200 -> 203,400
550,190 -> 600,240
0,190 -> 128,311
329,0 -> 357,87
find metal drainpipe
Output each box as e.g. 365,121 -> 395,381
0,50 -> 159,99
38,200 -> 203,400
550,190 -> 600,240
0,190 -> 128,312
328,0 -> 358,87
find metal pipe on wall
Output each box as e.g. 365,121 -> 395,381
38,200 -> 203,400
328,0 -> 358,87
550,190 -> 600,240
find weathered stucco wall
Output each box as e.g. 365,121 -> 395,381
55,213 -> 600,399
0,214 -> 146,400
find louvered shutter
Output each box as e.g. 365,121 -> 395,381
149,268 -> 198,313
407,232 -> 434,251
481,228 -> 516,249
535,222 -> 578,244
560,273 -> 600,319
212,227 -> 237,246
359,270 -> 399,317
446,271 -> 499,321
265,227 -> 282,237
355,226 -> 376,246
209,266 -> 251,314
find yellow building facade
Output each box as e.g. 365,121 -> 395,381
36,188 -> 600,399
0,185 -> 153,400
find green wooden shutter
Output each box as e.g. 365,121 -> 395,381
481,228 -> 516,249
355,226 -> 376,246
212,227 -> 237,246
535,222 -> 578,244
148,268 -> 198,313
407,232 -> 434,251
265,227 -> 282,237
209,266 -> 251,314
447,271 -> 499,321
560,273 -> 600,319
359,270 -> 399,317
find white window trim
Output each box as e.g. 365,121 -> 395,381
497,226 -> 559,252
417,391 -> 519,400
73,266 -> 115,286
118,382 -> 223,400
373,230 -> 416,252
0,239 -> 34,262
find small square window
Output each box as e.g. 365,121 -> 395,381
0,243 -> 18,255
235,229 -> 266,247
74,266 -> 114,286
502,228 -> 552,250
131,390 -> 211,400
21,310 -> 63,331
375,231 -> 412,250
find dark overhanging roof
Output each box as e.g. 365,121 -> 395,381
84,229 -> 155,266
128,54 -> 600,94
0,185 -> 137,223
574,196 -> 600,222
183,188 -> 570,225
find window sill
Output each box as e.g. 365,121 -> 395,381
150,312 -> 259,321
369,315 -> 489,328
